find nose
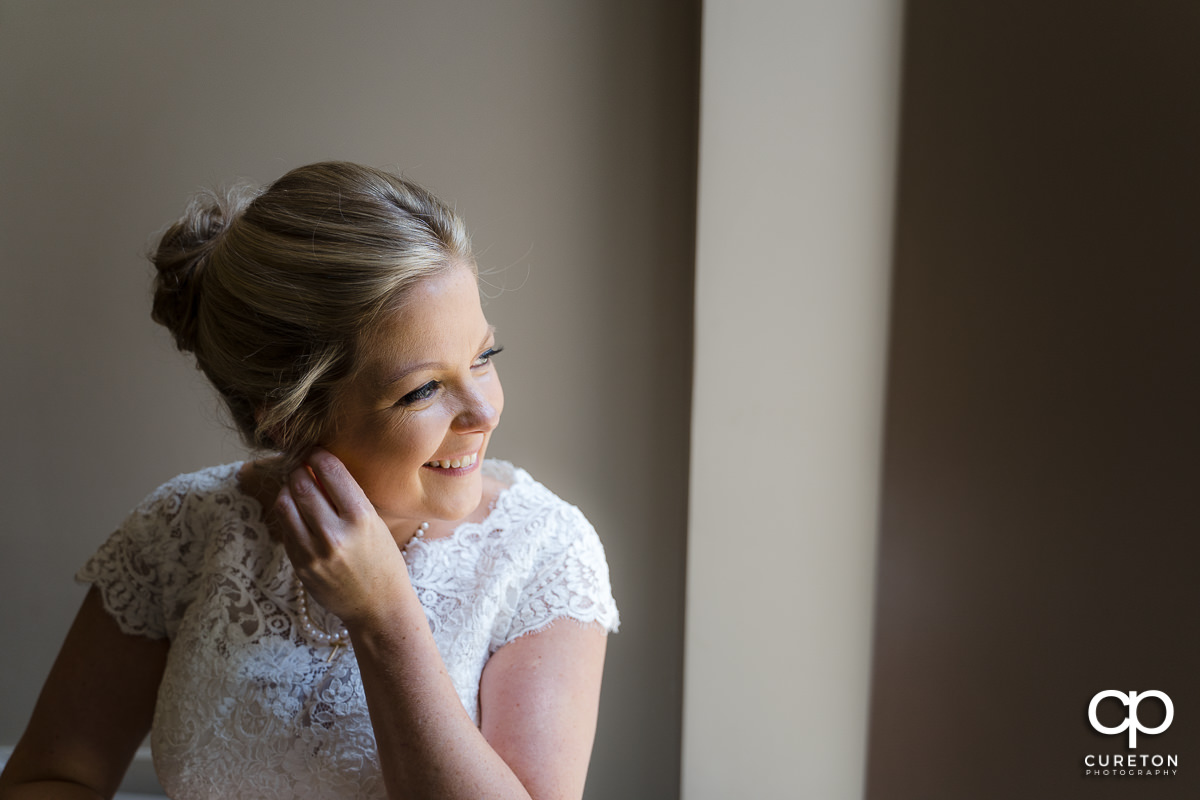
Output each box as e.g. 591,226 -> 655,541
450,382 -> 501,435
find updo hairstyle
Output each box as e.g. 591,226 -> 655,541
151,161 -> 473,460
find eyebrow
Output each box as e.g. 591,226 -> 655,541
376,325 -> 497,389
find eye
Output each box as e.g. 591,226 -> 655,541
396,380 -> 439,407
473,345 -> 504,368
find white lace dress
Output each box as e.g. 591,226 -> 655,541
77,460 -> 619,800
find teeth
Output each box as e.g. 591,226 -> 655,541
426,453 -> 477,469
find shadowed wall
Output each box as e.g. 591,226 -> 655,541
867,3 -> 1200,798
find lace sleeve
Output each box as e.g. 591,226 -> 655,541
75,479 -> 194,640
499,505 -> 620,647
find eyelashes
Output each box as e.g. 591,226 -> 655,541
398,380 -> 440,406
473,346 -> 504,367
394,345 -> 503,407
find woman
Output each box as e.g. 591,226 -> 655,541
0,162 -> 619,800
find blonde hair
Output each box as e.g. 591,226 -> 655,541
151,161 -> 473,460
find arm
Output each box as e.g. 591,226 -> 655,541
351,595 -> 607,800
479,622 -> 607,800
275,451 -> 607,800
0,587 -> 169,800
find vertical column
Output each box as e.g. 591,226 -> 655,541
683,3 -> 901,797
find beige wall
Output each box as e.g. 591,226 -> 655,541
684,2 -> 900,798
0,2 -> 696,798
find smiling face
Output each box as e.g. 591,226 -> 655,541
321,264 -> 504,537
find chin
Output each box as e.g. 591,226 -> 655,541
425,477 -> 484,522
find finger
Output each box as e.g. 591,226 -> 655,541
285,466 -> 343,548
273,485 -> 319,563
304,448 -> 376,522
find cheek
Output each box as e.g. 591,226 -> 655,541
396,414 -> 448,466
335,417 -> 430,483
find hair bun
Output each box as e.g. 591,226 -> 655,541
151,184 -> 255,354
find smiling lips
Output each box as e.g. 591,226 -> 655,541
423,452 -> 479,470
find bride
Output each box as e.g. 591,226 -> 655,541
0,162 -> 619,800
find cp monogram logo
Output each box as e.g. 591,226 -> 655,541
1088,690 -> 1174,748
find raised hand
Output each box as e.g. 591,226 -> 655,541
273,448 -> 412,630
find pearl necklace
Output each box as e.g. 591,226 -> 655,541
295,521 -> 429,650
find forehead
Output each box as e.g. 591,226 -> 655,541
357,266 -> 488,376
